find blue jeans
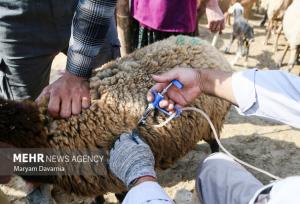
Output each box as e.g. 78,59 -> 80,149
0,0 -> 120,100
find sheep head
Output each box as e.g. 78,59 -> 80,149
0,98 -> 48,148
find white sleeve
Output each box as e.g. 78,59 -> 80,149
232,69 -> 300,129
122,181 -> 174,204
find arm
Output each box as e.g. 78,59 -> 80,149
148,68 -> 300,129
123,181 -> 173,204
37,0 -> 117,118
205,0 -> 225,33
109,133 -> 173,204
231,69 -> 300,128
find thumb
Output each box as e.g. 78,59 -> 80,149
152,69 -> 179,83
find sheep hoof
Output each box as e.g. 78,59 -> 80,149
224,48 -> 230,54
276,64 -> 281,69
287,64 -> 294,72
92,195 -> 105,204
115,192 -> 127,203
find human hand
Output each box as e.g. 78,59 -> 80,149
206,0 -> 225,33
36,71 -> 90,118
147,68 -> 203,112
109,132 -> 156,188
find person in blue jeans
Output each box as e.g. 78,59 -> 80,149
0,0 -> 119,202
0,0 -> 119,118
109,68 -> 300,204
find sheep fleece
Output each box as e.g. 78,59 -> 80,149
5,36 -> 232,196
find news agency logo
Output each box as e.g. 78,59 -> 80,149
13,153 -> 45,163
13,153 -> 104,163
0,149 -> 107,176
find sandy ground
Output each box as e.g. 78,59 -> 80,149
1,8 -> 300,204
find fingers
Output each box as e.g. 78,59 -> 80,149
209,21 -> 216,33
47,92 -> 61,118
209,20 -> 225,33
159,98 -> 176,113
220,20 -> 225,31
60,97 -> 72,118
210,21 -> 220,33
119,133 -> 131,141
152,69 -> 179,83
147,83 -> 168,102
81,96 -> 90,109
71,96 -> 81,115
147,91 -> 154,102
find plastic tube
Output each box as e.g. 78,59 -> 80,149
154,106 -> 280,180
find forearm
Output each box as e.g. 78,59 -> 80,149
200,68 -> 300,128
199,69 -> 237,105
67,0 -> 117,78
231,69 -> 300,128
123,180 -> 173,204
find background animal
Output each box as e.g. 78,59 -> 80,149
225,3 -> 254,66
277,0 -> 300,70
263,0 -> 293,47
0,36 -> 231,197
220,0 -> 257,25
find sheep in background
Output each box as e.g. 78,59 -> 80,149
220,0 -> 257,26
263,0 -> 293,47
277,0 -> 300,70
0,36 -> 232,198
224,2 -> 254,66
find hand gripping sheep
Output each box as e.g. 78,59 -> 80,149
0,36 -> 277,200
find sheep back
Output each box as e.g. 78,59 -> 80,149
17,36 -> 232,196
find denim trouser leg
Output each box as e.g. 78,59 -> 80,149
195,153 -> 263,204
0,0 -> 120,100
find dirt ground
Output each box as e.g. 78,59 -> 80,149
1,8 -> 300,204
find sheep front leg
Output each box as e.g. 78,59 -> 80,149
287,46 -> 299,71
115,192 -> 127,202
277,44 -> 289,68
273,24 -> 283,53
244,42 -> 250,68
93,195 -> 105,204
224,12 -> 231,26
231,38 -> 242,65
260,12 -> 267,27
264,20 -> 273,45
208,139 -> 219,153
224,34 -> 235,53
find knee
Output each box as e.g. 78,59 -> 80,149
195,153 -> 237,200
197,153 -> 235,175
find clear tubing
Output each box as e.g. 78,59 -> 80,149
154,106 -> 280,180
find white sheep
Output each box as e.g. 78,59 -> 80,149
263,0 -> 293,49
277,0 -> 300,70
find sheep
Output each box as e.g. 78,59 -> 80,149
263,0 -> 292,47
277,0 -> 300,70
219,0 -> 257,26
224,2 -> 255,66
0,36 -> 232,197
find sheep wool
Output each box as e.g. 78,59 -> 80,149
0,36 -> 232,196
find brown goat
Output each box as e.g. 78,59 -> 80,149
0,36 -> 231,197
